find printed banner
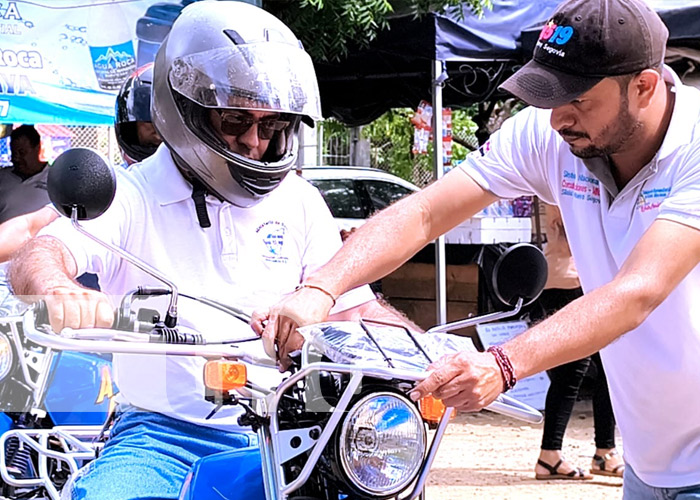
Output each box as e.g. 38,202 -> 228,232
0,0 -> 182,125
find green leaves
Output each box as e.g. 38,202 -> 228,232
266,0 -> 491,62
360,107 -> 478,185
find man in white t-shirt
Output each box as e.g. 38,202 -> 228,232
261,0 -> 700,497
9,4 -> 412,499
0,125 -> 50,224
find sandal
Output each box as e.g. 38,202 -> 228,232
592,451 -> 625,478
535,459 -> 593,480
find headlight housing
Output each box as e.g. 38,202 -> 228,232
0,333 -> 13,382
338,391 -> 426,497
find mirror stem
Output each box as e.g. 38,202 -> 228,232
70,207 -> 179,327
426,297 -> 523,334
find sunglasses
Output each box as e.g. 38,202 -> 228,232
215,110 -> 290,140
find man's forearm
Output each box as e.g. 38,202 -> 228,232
506,279 -> 653,380
310,195 -> 433,298
9,235 -> 78,298
0,216 -> 33,263
507,218 -> 700,380
0,207 -> 59,263
339,296 -> 424,332
307,169 -> 497,300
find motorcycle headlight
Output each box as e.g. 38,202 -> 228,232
0,333 -> 13,382
338,391 -> 426,497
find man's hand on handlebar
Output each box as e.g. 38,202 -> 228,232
43,285 -> 114,333
251,286 -> 335,371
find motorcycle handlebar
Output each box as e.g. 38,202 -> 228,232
24,304 -> 277,367
34,299 -> 136,332
28,304 -> 543,424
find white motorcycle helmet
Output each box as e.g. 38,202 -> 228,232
152,1 -> 322,207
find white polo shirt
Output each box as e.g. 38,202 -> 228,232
461,67 -> 700,487
41,145 -> 374,431
0,166 -> 50,224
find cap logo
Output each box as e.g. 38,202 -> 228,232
539,20 -> 574,46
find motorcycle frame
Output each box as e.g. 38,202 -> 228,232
22,310 -> 541,500
0,426 -> 104,500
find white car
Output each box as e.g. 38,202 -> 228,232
300,166 -> 531,245
300,166 -> 418,233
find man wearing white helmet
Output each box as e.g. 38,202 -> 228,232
9,3 -> 410,499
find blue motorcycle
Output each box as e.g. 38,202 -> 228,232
0,266 -> 117,499
6,148 -> 548,499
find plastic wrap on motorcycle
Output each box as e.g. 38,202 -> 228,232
299,321 -> 478,370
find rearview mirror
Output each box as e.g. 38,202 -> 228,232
47,148 -> 116,221
490,243 -> 548,307
427,242 -> 548,335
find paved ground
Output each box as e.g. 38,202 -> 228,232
426,400 -> 624,499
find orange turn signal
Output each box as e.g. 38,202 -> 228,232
419,396 -> 448,424
204,360 -> 247,391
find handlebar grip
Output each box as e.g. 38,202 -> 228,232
35,299 -> 124,331
137,286 -> 171,296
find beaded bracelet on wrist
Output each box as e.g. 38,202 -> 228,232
487,345 -> 517,392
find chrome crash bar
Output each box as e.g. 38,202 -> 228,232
0,426 -> 103,500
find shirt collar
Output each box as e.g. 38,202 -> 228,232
657,65 -> 699,161
582,156 -> 618,197
136,144 -> 197,206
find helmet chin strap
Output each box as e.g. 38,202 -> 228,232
171,150 -> 213,229
190,178 -> 212,229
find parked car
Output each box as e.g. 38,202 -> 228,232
300,166 -> 532,246
300,166 -> 417,234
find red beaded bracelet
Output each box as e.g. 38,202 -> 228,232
487,345 -> 517,392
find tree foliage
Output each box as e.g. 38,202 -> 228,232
360,107 -> 478,185
265,0 -> 493,62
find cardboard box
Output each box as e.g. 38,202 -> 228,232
445,217 -> 532,245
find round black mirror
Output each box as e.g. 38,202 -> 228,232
47,148 -> 116,221
491,243 -> 548,307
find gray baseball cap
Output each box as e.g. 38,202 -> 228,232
500,0 -> 669,108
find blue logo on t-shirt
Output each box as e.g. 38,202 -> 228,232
256,220 -> 289,264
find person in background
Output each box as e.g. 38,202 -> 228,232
0,65 -> 159,264
532,204 -> 622,481
113,63 -> 161,166
0,125 -> 50,224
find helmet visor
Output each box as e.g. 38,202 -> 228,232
169,42 -> 322,119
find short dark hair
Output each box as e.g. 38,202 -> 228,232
10,125 -> 41,147
611,65 -> 663,96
